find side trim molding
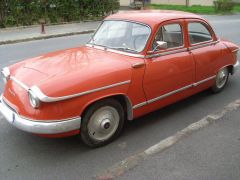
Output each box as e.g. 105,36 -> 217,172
188,40 -> 220,51
146,48 -> 188,59
232,48 -> 239,53
31,80 -> 131,103
133,75 -> 216,110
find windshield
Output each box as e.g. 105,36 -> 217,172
89,20 -> 151,53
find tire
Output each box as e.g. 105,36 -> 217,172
211,67 -> 229,93
80,98 -> 125,148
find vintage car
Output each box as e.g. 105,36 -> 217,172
0,10 -> 239,147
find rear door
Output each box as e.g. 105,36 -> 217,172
187,19 -> 220,83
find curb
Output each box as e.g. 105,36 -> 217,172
0,20 -> 101,31
0,29 -> 95,45
96,98 -> 240,180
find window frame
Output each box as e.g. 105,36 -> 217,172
187,20 -> 215,47
149,20 -> 186,55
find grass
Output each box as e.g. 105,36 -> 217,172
149,4 -> 240,15
233,4 -> 240,13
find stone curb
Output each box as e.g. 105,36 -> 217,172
0,29 -> 95,45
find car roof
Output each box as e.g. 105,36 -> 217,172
106,10 -> 203,28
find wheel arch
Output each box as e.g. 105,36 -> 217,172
227,65 -> 234,75
81,94 -> 133,121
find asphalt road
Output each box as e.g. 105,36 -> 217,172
0,15 -> 240,180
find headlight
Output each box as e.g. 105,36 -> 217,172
28,90 -> 40,108
1,67 -> 10,84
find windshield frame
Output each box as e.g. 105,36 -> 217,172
87,19 -> 152,54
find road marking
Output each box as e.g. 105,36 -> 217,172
96,98 -> 240,180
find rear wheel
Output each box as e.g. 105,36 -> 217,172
211,67 -> 229,93
80,98 -> 124,148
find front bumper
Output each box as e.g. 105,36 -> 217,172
233,60 -> 239,74
0,95 -> 81,134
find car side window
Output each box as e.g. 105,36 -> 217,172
188,22 -> 212,44
152,23 -> 183,50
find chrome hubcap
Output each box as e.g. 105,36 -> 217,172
88,106 -> 120,141
216,68 -> 228,89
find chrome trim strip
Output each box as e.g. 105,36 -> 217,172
0,95 -> 81,134
148,84 -> 193,104
133,101 -> 147,109
108,48 -> 145,58
86,44 -> 145,58
188,40 -> 220,51
31,80 -> 131,103
10,76 -> 29,90
132,62 -> 145,68
133,76 -> 216,109
1,67 -> 10,78
146,48 -> 188,59
233,60 -> 239,74
124,95 -> 134,120
192,75 -> 216,87
232,48 -> 239,53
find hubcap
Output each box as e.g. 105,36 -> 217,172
216,68 -> 228,89
87,106 -> 120,141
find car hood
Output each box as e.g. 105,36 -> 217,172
9,46 -> 133,97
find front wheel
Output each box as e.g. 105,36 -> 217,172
211,67 -> 229,93
80,98 -> 124,148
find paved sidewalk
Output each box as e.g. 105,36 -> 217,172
0,21 -> 100,45
95,96 -> 240,180
119,105 -> 240,180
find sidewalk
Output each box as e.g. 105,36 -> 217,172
119,102 -> 240,180
0,21 -> 100,45
96,97 -> 240,180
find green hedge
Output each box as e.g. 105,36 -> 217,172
0,0 -> 120,28
214,0 -> 235,12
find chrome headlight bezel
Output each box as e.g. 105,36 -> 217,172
1,67 -> 10,84
28,90 -> 40,109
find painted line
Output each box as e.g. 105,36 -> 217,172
96,98 -> 240,180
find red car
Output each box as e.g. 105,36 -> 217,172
0,10 -> 239,147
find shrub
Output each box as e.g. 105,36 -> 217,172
0,0 -> 120,27
214,0 -> 235,12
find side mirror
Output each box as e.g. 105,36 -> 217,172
147,41 -> 168,55
155,41 -> 167,50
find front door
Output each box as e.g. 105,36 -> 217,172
143,21 -> 195,102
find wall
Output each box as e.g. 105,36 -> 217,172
151,0 -> 185,5
190,0 -> 214,6
120,0 -> 131,6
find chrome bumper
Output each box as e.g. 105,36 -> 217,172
233,60 -> 239,74
0,95 -> 81,134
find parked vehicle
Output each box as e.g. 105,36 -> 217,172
0,10 -> 239,147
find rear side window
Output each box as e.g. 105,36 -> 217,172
152,23 -> 183,50
188,22 -> 212,44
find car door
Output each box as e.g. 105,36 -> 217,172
143,20 -> 195,103
187,19 -> 221,83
